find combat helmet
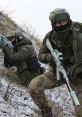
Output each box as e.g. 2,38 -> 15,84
49,8 -> 72,32
14,32 -> 27,43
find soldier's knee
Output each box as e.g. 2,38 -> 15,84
28,75 -> 43,94
29,79 -> 37,94
45,69 -> 55,78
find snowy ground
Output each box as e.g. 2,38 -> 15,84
0,50 -> 77,117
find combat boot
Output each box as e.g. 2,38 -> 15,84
41,106 -> 53,117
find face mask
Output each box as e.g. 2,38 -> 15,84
55,24 -> 69,32
55,29 -> 70,47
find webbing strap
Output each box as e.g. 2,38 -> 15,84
72,28 -> 79,63
73,29 -> 78,51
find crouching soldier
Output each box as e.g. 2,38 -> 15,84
29,8 -> 82,117
2,32 -> 44,86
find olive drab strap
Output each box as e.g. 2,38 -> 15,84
72,28 -> 79,63
71,28 -> 82,78
69,29 -> 79,78
49,30 -> 53,39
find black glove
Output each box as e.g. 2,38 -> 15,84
4,55 -> 14,68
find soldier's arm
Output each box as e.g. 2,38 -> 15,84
3,45 -> 36,62
73,21 -> 82,30
38,32 -> 52,63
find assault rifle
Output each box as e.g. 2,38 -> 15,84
0,33 -> 14,51
46,39 -> 80,106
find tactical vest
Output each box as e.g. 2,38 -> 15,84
49,30 -> 74,63
49,29 -> 82,76
73,28 -> 82,62
72,28 -> 82,75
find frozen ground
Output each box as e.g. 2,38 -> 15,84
0,50 -> 77,117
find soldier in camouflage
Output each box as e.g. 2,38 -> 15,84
3,32 -> 42,86
29,8 -> 82,117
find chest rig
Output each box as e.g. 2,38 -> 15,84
49,30 -> 74,64
49,28 -> 82,76
72,28 -> 82,75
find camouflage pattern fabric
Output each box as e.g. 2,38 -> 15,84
29,22 -> 82,117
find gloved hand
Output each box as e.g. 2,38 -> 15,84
0,33 -> 14,53
45,53 -> 54,63
0,33 -> 9,48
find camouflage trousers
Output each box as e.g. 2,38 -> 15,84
29,68 -> 82,116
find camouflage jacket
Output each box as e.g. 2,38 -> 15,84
3,38 -> 39,74
39,22 -> 82,75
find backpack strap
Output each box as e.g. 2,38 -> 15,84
48,30 -> 58,49
71,28 -> 81,78
49,30 -> 53,39
72,28 -> 79,63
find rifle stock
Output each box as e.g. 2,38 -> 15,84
46,39 -> 80,106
